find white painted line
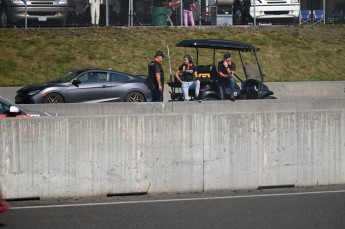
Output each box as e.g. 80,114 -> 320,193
11,189 -> 345,210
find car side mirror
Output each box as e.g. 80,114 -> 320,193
72,79 -> 81,86
9,106 -> 20,113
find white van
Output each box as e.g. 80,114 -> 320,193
0,0 -> 70,27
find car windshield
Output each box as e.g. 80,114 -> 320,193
0,97 -> 28,113
50,71 -> 82,83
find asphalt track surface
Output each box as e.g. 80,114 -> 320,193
1,185 -> 345,229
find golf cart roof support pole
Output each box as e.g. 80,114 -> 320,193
235,50 -> 246,84
213,49 -> 216,65
238,50 -> 245,73
195,48 -> 199,66
167,44 -> 173,83
254,50 -> 264,81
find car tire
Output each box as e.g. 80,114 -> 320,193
0,9 -> 8,28
125,92 -> 145,102
43,93 -> 65,103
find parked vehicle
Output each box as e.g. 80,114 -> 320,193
232,0 -> 300,25
168,39 -> 275,101
0,0 -> 70,27
0,96 -> 58,118
15,68 -> 152,104
0,191 -> 9,214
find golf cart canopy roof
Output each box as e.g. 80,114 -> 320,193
176,39 -> 260,52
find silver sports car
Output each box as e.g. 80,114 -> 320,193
15,68 -> 151,104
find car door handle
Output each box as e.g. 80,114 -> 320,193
102,85 -> 107,88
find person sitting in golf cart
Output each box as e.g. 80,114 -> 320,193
175,55 -> 200,101
217,52 -> 236,101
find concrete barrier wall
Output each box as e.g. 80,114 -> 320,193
0,87 -> 20,103
1,109 -> 345,199
19,97 -> 345,116
204,111 -> 345,190
266,81 -> 345,98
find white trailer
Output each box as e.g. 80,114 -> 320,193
232,0 -> 300,25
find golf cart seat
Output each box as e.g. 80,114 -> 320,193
197,65 -> 217,81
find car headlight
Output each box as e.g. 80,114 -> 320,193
27,90 -> 41,96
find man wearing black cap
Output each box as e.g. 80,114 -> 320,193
217,52 -> 236,101
148,51 -> 165,102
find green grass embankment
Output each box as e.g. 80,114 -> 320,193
0,25 -> 344,86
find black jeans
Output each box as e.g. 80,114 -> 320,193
151,89 -> 163,102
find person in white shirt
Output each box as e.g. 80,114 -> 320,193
89,0 -> 103,26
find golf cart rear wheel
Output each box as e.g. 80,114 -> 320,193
125,92 -> 145,102
203,96 -> 218,101
43,93 -> 65,103
263,95 -> 277,99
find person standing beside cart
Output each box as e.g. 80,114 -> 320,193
218,52 -> 236,101
175,55 -> 200,101
148,51 -> 165,102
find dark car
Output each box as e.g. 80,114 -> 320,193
15,68 -> 152,104
0,192 -> 9,213
0,96 -> 58,118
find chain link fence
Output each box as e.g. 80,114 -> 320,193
0,0 -> 344,28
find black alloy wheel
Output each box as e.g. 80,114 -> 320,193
43,93 -> 65,103
125,92 -> 145,102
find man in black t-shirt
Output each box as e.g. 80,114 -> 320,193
148,51 -> 165,102
217,52 -> 236,101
